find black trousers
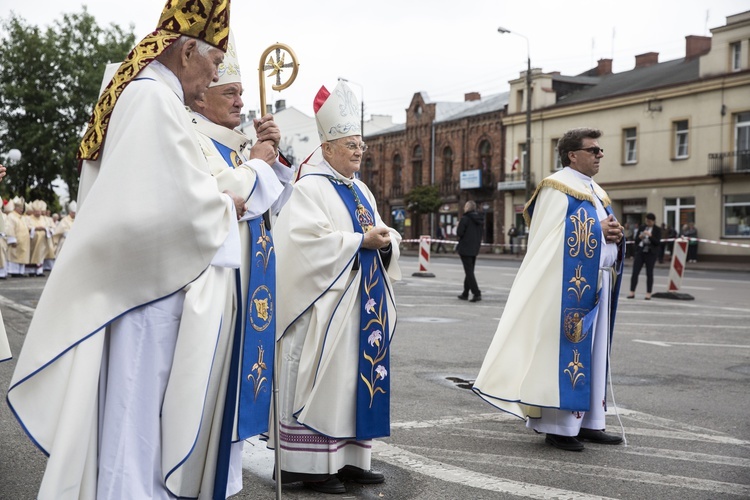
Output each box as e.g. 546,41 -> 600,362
460,254 -> 480,296
630,249 -> 657,293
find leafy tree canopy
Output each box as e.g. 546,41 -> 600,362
0,8 -> 134,205
404,184 -> 442,215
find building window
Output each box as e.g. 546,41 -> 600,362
519,143 -> 528,177
442,146 -> 453,181
412,145 -> 423,187
731,42 -> 741,72
724,194 -> 750,237
479,140 -> 492,172
736,111 -> 750,172
515,89 -> 524,114
665,196 -> 696,236
623,127 -> 637,164
551,138 -> 562,171
392,154 -> 402,188
673,120 -> 689,159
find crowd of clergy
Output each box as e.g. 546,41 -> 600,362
0,197 -> 76,279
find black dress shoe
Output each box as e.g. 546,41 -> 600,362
337,465 -> 385,484
576,428 -> 623,445
545,433 -> 584,451
457,294 -> 468,300
469,295 -> 482,302
304,475 -> 346,494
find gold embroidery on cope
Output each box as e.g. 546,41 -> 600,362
246,345 -> 268,402
254,223 -> 273,272
250,285 -> 273,332
567,207 -> 598,259
564,349 -> 585,389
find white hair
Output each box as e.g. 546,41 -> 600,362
161,36 -> 216,59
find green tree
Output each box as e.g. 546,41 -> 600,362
404,184 -> 442,215
0,8 -> 134,204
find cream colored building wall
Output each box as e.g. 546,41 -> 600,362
502,64 -> 750,257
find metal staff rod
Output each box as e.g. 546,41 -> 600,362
258,43 -> 300,116
258,42 -> 299,500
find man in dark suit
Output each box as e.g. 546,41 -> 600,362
456,200 -> 484,302
628,212 -> 662,300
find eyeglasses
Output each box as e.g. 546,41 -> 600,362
576,147 -> 604,155
339,141 -> 368,152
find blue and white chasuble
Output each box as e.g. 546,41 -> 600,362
326,177 -> 392,440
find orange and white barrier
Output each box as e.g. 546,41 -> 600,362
668,238 -> 688,292
653,237 -> 694,300
412,235 -> 436,277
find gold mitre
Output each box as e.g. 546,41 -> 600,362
78,0 -> 231,161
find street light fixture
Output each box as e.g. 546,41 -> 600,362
498,26 -> 532,202
337,77 -> 365,140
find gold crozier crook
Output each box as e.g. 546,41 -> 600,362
258,43 -> 299,115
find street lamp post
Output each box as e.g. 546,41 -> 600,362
337,77 -> 364,139
498,27 -> 532,202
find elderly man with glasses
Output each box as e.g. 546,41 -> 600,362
474,127 -> 627,452
268,80 -> 401,494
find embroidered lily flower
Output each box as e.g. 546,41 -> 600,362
368,330 -> 382,347
365,297 -> 376,313
375,365 -> 388,380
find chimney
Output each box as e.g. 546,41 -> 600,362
596,58 -> 613,76
275,99 -> 286,112
464,92 -> 481,102
635,52 -> 659,68
685,35 -> 711,59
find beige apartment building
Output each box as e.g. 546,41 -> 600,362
366,10 -> 750,260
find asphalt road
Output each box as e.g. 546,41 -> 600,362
1,255 -> 749,499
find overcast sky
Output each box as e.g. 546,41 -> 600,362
2,0 -> 748,123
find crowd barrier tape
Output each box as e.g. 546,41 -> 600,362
403,237 -> 750,250
657,237 -> 750,249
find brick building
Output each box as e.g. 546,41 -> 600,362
364,91 -> 507,247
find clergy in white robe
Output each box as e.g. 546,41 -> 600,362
0,202 -> 8,279
52,202 -> 76,259
268,81 -> 401,494
0,195 -> 9,361
473,128 -> 626,452
6,197 -> 30,276
7,1 -> 242,498
27,200 -> 51,276
188,30 -> 294,490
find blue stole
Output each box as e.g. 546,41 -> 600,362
557,196 -> 603,411
210,141 -> 273,498
328,178 -> 392,440
238,216 -> 276,438
211,139 -> 244,168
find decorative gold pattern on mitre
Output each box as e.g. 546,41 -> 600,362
78,32 -> 180,161
77,0 -> 231,161
567,206 -> 597,259
157,0 -> 230,52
